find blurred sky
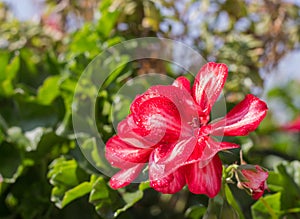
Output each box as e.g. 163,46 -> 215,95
2,0 -> 300,123
264,50 -> 300,91
1,0 -> 44,21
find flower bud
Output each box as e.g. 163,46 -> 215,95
235,165 -> 268,199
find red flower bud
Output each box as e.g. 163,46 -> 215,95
236,165 -> 268,200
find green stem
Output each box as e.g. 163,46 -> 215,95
281,207 -> 300,214
260,197 -> 278,219
223,183 -> 245,219
0,113 -> 8,132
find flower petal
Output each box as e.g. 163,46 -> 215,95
192,62 -> 228,117
172,76 -> 191,93
105,136 -> 152,168
148,137 -> 197,180
129,85 -> 198,144
131,96 -> 182,144
150,167 -> 186,194
210,94 -> 268,136
241,165 -> 268,190
109,163 -> 145,189
133,85 -> 198,124
148,135 -> 238,181
186,136 -> 239,166
117,115 -> 156,148
185,155 -> 222,198
252,190 -> 265,200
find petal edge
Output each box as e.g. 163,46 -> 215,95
210,94 -> 268,136
192,62 -> 228,116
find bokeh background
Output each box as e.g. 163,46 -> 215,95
0,0 -> 300,218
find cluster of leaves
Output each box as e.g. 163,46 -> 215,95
0,0 -> 300,219
0,1 -> 132,218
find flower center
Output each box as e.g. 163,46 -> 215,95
189,117 -> 200,128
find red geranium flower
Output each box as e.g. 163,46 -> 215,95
105,62 -> 268,198
236,165 -> 269,200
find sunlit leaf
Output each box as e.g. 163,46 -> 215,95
251,193 -> 281,219
48,157 -> 90,208
5,55 -> 20,81
89,176 -> 122,219
59,181 -> 93,208
37,76 -> 61,105
185,205 -> 207,219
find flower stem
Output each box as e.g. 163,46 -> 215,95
259,197 -> 278,219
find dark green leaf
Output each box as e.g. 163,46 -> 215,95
224,184 -> 245,219
0,142 -> 23,183
114,182 -> 150,217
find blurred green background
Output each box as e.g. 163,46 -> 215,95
0,0 -> 300,218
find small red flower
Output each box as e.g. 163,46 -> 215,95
105,62 -> 268,197
236,165 -> 269,200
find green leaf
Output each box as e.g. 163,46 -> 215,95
185,205 -> 207,219
203,189 -> 239,219
48,157 -> 81,187
0,55 -> 20,96
203,193 -> 223,218
114,182 -> 150,217
5,55 -> 20,81
48,157 -> 90,208
224,184 -> 245,219
251,193 -> 281,219
0,79 -> 14,96
1,96 -> 60,131
264,161 -> 300,218
37,76 -> 61,105
0,129 -> 4,144
0,142 -> 23,183
59,181 -> 93,208
89,176 -> 109,202
89,176 -> 122,219
279,161 -> 300,188
138,181 -> 150,191
0,51 -> 10,81
275,161 -> 300,211
89,177 -> 149,219
55,78 -> 77,138
70,24 -> 99,55
96,0 -> 121,38
267,171 -> 284,192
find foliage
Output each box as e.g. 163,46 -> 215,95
0,0 -> 300,218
